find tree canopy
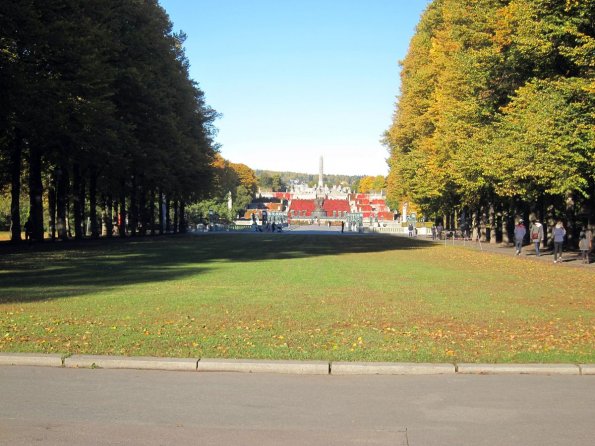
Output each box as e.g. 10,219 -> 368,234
0,0 -> 218,240
357,176 -> 387,194
385,0 -> 595,239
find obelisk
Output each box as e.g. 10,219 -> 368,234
312,155 -> 327,219
318,156 -> 324,189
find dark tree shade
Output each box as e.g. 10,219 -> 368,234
0,0 -> 218,241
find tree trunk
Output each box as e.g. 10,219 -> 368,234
119,181 -> 126,238
72,163 -> 83,240
48,176 -> 56,241
103,195 -> 114,237
112,199 -> 118,237
150,190 -> 156,235
56,163 -> 69,241
28,146 -> 44,241
489,203 -> 496,244
472,210 -> 479,241
66,189 -> 72,238
590,182 -> 595,227
138,187 -> 147,236
479,206 -> 487,242
158,190 -> 164,235
546,203 -> 555,247
173,200 -> 179,234
9,133 -> 23,242
101,195 -> 108,237
179,200 -> 186,233
129,177 -> 138,236
89,167 -> 99,238
501,200 -> 511,245
111,200 -> 117,237
166,199 -> 171,233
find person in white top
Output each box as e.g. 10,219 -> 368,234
529,219 -> 544,256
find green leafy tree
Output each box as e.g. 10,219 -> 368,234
271,174 -> 285,192
233,185 -> 253,217
385,0 -> 595,230
491,78 -> 594,199
0,0 -> 219,241
258,173 -> 273,190
231,163 -> 258,195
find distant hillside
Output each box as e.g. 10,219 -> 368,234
255,170 -> 362,191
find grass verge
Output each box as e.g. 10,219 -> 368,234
1,233 -> 593,363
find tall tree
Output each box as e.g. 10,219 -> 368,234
0,0 -> 219,242
385,0 -> 595,231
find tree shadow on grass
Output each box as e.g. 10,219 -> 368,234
0,233 -> 432,304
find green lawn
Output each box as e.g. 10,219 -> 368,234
1,233 -> 593,363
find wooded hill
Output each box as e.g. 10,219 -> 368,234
255,170 -> 362,191
384,0 -> 594,241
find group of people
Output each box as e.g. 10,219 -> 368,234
514,219 -> 593,264
251,219 -> 281,233
430,224 -> 443,240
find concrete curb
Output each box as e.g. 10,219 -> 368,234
332,362 -> 455,375
457,363 -> 581,375
65,355 -> 198,371
197,358 -> 329,375
0,352 -> 63,367
1,353 -> 593,376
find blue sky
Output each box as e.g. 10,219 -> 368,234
158,0 -> 431,176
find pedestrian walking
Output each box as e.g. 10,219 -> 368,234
514,219 -> 526,255
578,226 -> 591,264
24,217 -> 32,241
341,220 -> 345,233
529,219 -> 544,256
553,220 -> 566,263
408,223 -> 413,237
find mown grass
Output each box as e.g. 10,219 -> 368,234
1,233 -> 593,363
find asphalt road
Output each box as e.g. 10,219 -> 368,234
1,366 -> 593,446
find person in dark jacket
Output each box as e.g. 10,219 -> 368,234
514,219 -> 526,255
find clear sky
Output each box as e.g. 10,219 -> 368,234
158,0 -> 431,176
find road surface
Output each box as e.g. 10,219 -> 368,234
1,366 -> 593,445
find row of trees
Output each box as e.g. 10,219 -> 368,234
0,0 -> 218,241
186,154 -> 258,224
257,172 -> 287,192
385,0 -> 594,243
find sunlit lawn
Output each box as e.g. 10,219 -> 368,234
0,231 -> 39,241
1,233 -> 593,363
